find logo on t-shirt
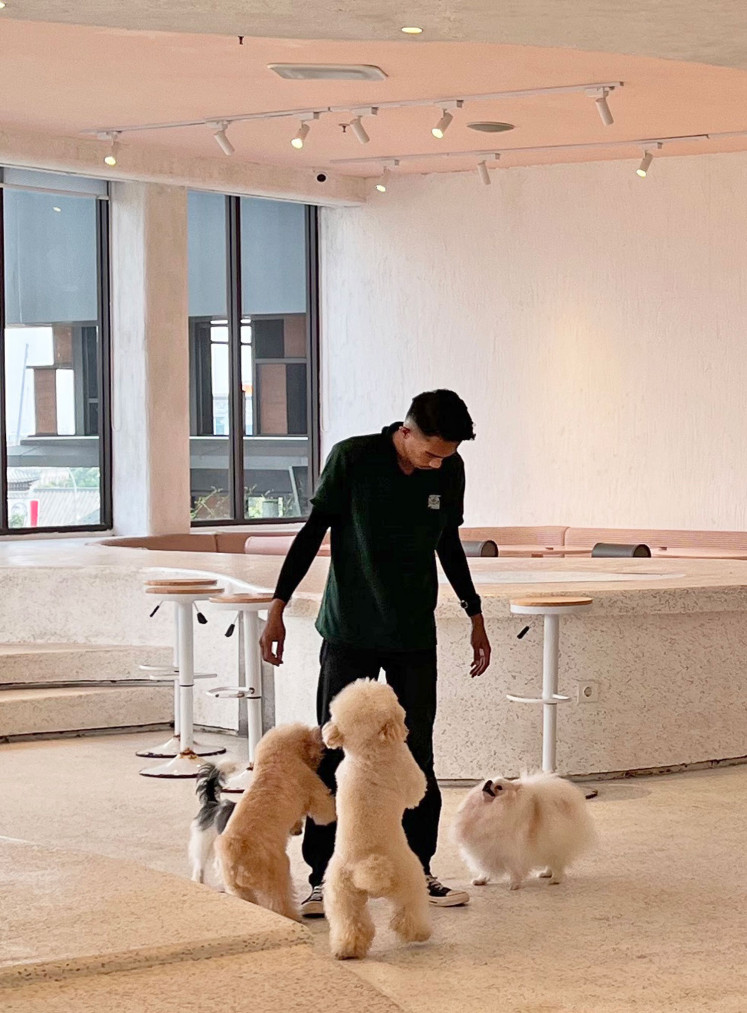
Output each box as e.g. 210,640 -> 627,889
427,494 -> 441,510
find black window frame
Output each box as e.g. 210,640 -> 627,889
190,196 -> 320,527
0,174 -> 113,535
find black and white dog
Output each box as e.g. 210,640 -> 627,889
188,764 -> 236,884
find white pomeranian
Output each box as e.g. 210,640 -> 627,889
452,772 -> 597,890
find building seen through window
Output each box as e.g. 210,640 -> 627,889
188,192 -> 318,523
1,168 -> 111,532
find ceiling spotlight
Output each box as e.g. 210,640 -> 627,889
349,108 -> 377,145
477,161 -> 491,186
350,109 -> 379,145
52,206 -> 62,213
636,150 -> 654,177
350,117 -> 370,144
432,101 -> 462,139
591,87 -> 614,126
291,122 -> 310,150
100,131 -> 120,167
375,159 -> 399,193
291,114 -> 320,151
432,110 -> 453,139
212,121 -> 235,156
0,3 -> 6,9
400,26 -> 423,34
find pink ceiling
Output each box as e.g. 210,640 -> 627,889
2,19 -> 747,176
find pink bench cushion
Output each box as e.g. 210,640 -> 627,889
98,534 -> 219,552
244,535 -> 330,556
460,526 -> 568,546
564,527 -> 747,550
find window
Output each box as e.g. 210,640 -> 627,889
0,168 -> 111,533
188,192 -> 319,524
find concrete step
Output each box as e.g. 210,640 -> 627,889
0,684 -> 173,738
0,644 -> 173,687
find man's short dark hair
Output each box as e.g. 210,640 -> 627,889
406,389 -> 475,443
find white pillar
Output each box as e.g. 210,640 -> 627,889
242,610 -> 264,762
542,615 -> 560,772
110,182 -> 190,535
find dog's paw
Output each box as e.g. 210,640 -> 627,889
538,868 -> 553,879
390,909 -> 432,943
330,932 -> 373,960
472,876 -> 489,886
508,880 -> 523,891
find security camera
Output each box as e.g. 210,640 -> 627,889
316,172 -> 327,183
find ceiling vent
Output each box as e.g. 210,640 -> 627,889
268,64 -> 387,81
467,121 -> 515,133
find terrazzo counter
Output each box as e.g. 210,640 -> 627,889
2,541 -> 747,777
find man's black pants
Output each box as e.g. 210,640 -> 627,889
302,639 -> 441,888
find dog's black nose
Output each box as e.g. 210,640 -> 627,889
482,780 -> 495,797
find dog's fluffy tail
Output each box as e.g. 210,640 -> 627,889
351,855 -> 395,897
195,763 -> 224,814
189,764 -> 236,884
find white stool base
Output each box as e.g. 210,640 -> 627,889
139,751 -> 204,779
222,765 -> 253,794
135,736 -> 226,759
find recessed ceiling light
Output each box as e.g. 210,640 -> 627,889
400,26 -> 423,34
268,64 -> 386,81
0,3 -> 6,9
52,206 -> 62,213
467,122 -> 515,133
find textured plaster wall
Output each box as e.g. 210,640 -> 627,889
319,151 -> 747,530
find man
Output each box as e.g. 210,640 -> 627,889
259,389 -> 492,916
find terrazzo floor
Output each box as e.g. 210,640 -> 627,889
2,730 -> 746,1012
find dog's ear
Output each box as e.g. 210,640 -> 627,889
322,720 -> 343,749
379,717 -> 407,744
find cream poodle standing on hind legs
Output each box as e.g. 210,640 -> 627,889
322,679 -> 432,959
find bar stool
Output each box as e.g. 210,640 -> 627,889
139,581 -> 225,779
508,595 -> 593,773
136,578 -> 226,760
206,592 -> 274,793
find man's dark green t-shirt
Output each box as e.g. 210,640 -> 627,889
312,423 -> 466,652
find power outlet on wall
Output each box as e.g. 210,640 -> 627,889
576,680 -> 599,703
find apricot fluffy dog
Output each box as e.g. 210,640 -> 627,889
215,723 -> 336,921
323,679 -> 432,959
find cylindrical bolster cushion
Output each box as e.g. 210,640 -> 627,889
591,542 -> 652,558
461,539 -> 499,557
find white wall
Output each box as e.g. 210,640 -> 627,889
319,151 -> 747,530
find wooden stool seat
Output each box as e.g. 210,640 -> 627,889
145,586 -> 218,596
209,593 -> 275,605
510,595 -> 592,609
144,578 -> 218,588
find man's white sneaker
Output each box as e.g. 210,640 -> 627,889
300,885 -> 325,918
426,875 -> 470,907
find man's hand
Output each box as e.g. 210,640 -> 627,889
260,599 -> 287,666
470,614 -> 491,678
